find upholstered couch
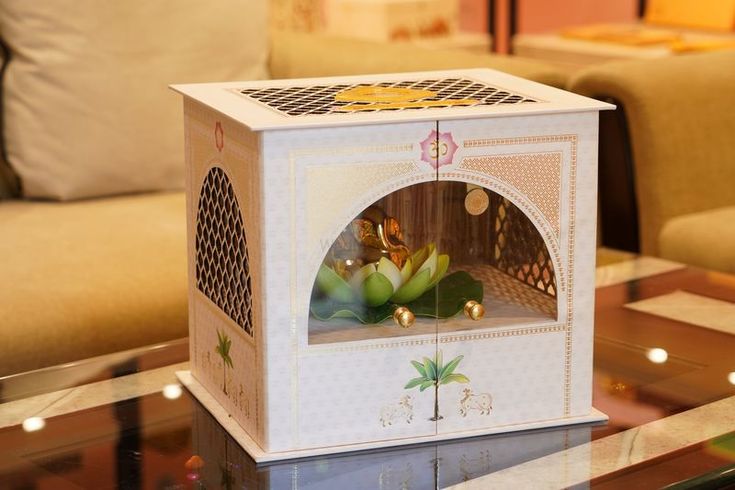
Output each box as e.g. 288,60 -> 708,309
0,29 -> 567,377
569,50 -> 735,272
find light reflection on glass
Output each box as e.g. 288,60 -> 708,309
163,383 -> 183,400
22,416 -> 46,432
646,347 -> 668,364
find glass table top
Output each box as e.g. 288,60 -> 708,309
1,256 -> 734,489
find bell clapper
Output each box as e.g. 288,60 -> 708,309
463,300 -> 485,321
393,306 -> 415,328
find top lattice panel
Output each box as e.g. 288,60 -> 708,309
237,78 -> 540,117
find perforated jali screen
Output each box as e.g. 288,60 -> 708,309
238,78 -> 540,117
195,167 -> 254,336
492,196 -> 557,297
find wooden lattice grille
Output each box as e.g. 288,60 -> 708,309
195,167 -> 254,336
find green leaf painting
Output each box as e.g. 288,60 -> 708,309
404,351 -> 469,421
310,271 -> 483,323
215,330 -> 233,395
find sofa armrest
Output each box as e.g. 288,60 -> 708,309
269,30 -> 568,88
569,51 -> 735,255
0,40 -> 20,200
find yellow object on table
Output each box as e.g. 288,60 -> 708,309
561,24 -> 681,46
645,0 -> 735,32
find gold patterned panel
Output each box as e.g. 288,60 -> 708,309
462,134 -> 578,417
306,161 -> 420,258
460,152 -> 562,237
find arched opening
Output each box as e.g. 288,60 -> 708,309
308,181 -> 557,345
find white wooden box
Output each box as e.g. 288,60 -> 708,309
173,69 -> 612,462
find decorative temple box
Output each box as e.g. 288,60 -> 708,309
172,69 -> 613,462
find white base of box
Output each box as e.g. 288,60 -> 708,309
177,370 -> 608,464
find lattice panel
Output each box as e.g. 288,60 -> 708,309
195,167 -> 254,336
492,197 -> 557,297
238,78 -> 539,117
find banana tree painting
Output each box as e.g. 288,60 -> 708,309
215,330 -> 233,395
404,351 -> 469,421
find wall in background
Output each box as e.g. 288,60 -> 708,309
518,0 -> 638,33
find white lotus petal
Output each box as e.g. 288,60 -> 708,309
378,257 -> 403,291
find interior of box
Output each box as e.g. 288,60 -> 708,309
308,181 -> 558,345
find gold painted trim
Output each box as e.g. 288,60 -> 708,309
339,99 -> 478,111
461,134 -> 578,417
301,323 -> 565,355
288,141 -> 423,446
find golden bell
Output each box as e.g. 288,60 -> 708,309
393,306 -> 415,328
464,300 -> 485,321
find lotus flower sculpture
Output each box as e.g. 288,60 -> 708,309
316,243 -> 448,307
311,243 -> 485,326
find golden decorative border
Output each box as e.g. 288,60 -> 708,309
302,323 -> 565,355
289,143 -> 424,446
463,134 -> 578,416
442,169 -> 564,293
186,111 -> 263,441
459,151 -> 563,237
288,132 -> 580,442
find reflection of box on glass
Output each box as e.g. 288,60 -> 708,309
190,397 -> 593,487
172,69 -> 613,462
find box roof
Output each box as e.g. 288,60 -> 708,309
171,68 -> 613,131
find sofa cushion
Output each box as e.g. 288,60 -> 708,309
659,206 -> 735,273
269,30 -> 568,88
0,192 -> 188,376
569,51 -> 735,255
0,1 -> 268,200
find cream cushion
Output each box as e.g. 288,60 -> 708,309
0,192 -> 188,377
659,206 -> 735,273
0,1 -> 268,200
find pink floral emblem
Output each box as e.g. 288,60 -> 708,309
215,122 -> 224,152
419,130 -> 458,169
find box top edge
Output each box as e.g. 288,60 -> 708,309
174,68 -> 613,130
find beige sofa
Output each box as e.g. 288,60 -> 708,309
569,50 -> 735,272
0,31 -> 567,377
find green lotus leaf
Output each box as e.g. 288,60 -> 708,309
390,268 -> 431,304
309,271 -> 483,323
315,264 -> 354,303
361,271 -> 394,307
407,271 -> 483,318
377,257 -> 403,291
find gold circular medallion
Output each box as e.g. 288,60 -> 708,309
464,188 -> 489,215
